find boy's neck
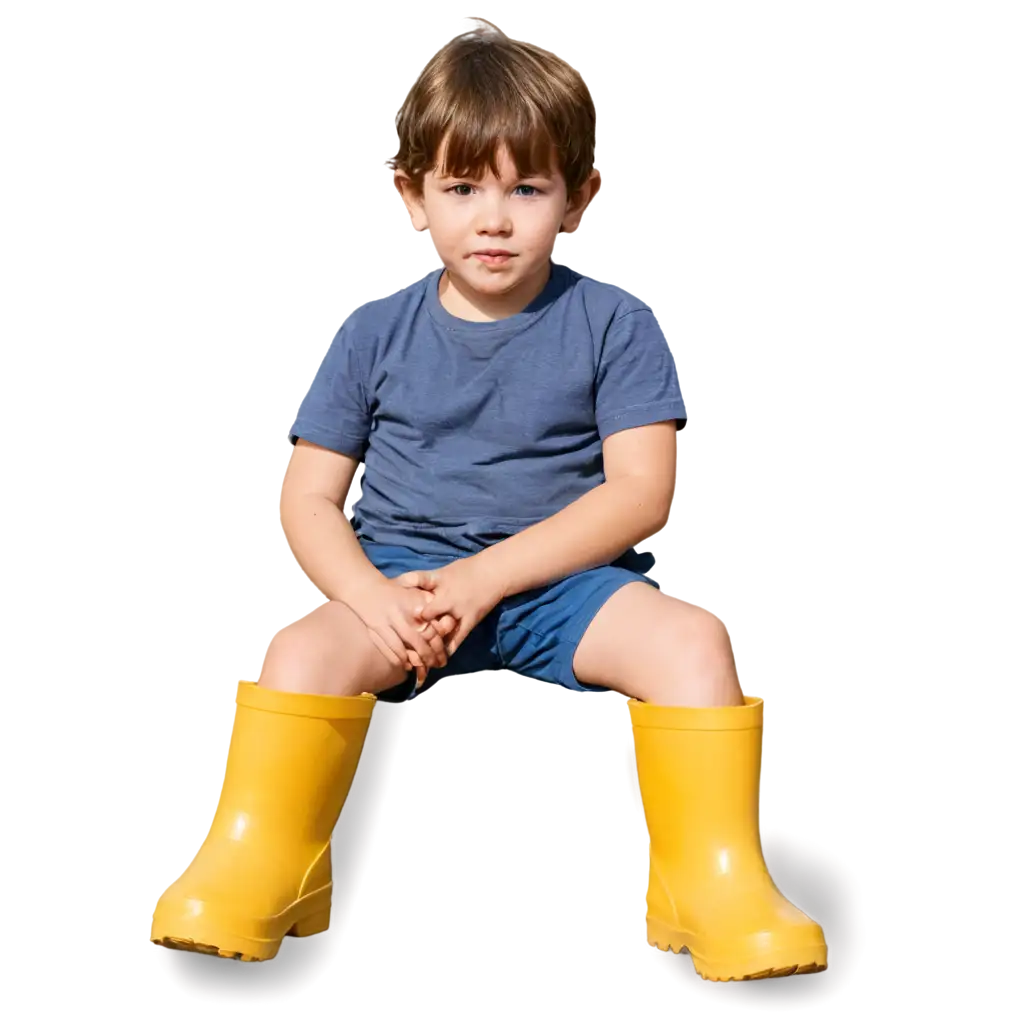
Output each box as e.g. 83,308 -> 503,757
437,259 -> 552,323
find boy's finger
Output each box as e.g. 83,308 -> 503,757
367,628 -> 403,670
424,612 -> 455,632
417,594 -> 451,619
423,629 -> 447,667
416,578 -> 440,602
446,626 -> 466,657
393,613 -> 431,667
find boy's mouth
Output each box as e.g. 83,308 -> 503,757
473,250 -> 514,264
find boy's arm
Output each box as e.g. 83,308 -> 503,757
475,421 -> 677,599
280,440 -> 385,604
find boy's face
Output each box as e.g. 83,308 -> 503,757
395,137 -> 600,312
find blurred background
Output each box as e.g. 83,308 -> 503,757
1,2 -> 1020,1019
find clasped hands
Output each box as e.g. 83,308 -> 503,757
355,555 -> 506,690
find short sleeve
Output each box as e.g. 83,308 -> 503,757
595,307 -> 688,440
287,319 -> 372,460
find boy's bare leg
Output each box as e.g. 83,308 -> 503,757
583,585 -> 827,980
253,598 -> 458,696
257,600 -> 415,696
572,582 -> 744,707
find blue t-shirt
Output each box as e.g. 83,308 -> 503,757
288,259 -> 687,558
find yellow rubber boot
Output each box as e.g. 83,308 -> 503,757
628,696 -> 827,981
151,681 -> 377,961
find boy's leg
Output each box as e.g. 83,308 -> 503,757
495,563 -> 826,982
257,598 -> 412,696
571,582 -> 744,707
151,542 -> 478,961
152,576 -> 438,960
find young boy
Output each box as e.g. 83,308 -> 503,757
151,19 -> 827,981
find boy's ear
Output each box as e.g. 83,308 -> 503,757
561,169 -> 602,234
394,171 -> 430,232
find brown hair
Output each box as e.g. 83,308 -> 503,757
385,18 -> 596,214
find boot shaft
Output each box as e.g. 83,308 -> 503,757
209,683 -> 375,846
629,697 -> 765,881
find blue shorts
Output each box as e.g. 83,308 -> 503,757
360,541 -> 662,703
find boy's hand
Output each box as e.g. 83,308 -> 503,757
344,578 -> 455,684
403,591 -> 458,688
394,556 -> 506,660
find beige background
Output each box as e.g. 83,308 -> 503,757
2,9 -> 1024,1024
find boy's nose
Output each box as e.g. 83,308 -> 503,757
474,204 -> 513,233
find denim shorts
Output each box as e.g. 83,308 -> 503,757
360,541 -> 662,703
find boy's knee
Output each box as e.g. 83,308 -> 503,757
260,603 -> 403,695
258,598 -> 346,696
680,608 -> 733,667
642,600 -> 733,677
643,598 -> 741,704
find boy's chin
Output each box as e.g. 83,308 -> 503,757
449,266 -> 516,289
460,256 -> 548,280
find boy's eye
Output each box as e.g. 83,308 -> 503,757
446,183 -> 548,196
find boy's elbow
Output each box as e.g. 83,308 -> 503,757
620,478 -> 671,533
650,492 -> 674,533
643,485 -> 672,531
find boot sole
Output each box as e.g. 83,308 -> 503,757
648,921 -> 827,981
151,906 -> 331,962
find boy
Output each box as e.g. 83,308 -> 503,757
151,19 -> 827,981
